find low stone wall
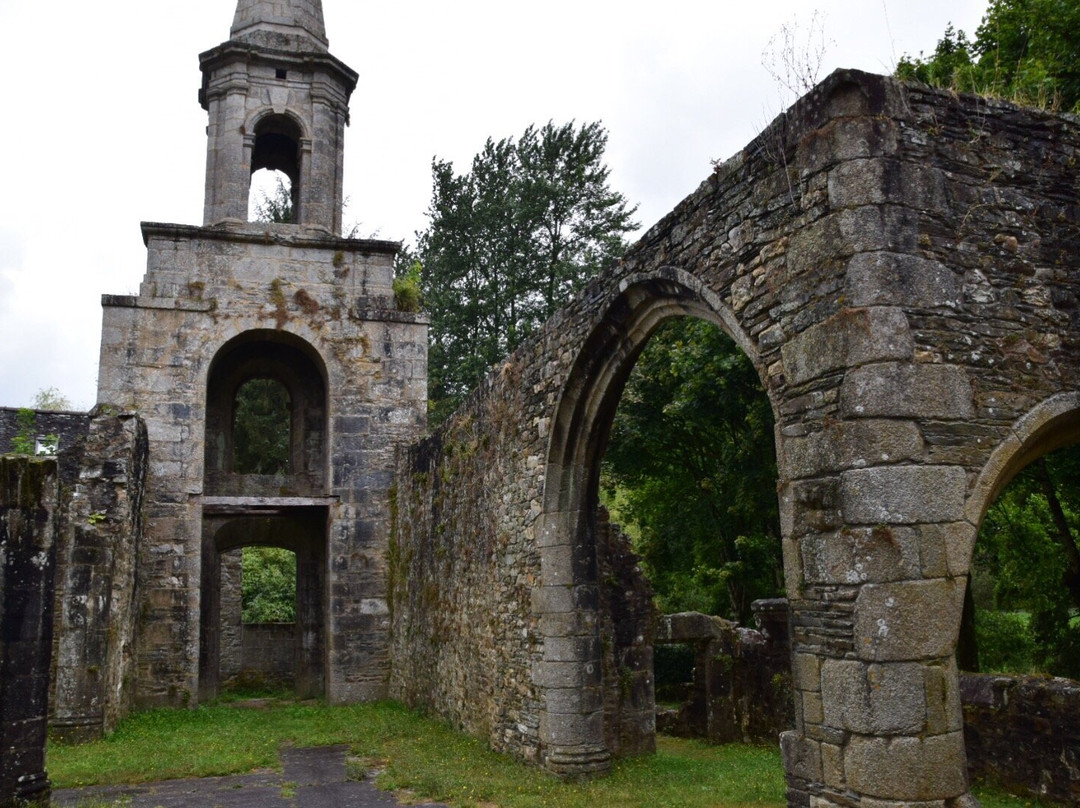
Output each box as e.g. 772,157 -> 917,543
0,456 -> 59,805
961,672 -> 1080,804
0,408 -> 90,458
655,604 -> 794,746
239,624 -> 296,687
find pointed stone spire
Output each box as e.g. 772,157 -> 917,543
230,0 -> 329,50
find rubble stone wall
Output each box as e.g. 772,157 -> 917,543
0,456 -> 58,804
655,606 -> 795,746
960,672 -> 1080,804
392,68 -> 1080,806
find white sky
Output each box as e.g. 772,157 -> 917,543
0,0 -> 985,410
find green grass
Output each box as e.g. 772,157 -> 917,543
47,700 -> 1059,808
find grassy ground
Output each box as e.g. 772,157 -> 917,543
47,699 -> 1059,808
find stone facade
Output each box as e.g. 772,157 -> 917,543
93,0 -> 428,710
391,69 -> 1080,807
0,456 -> 58,805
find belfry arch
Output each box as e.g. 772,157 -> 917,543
247,112 -> 306,223
536,270 -> 777,771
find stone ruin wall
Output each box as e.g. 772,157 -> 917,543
392,69 -> 1080,806
961,672 -> 1080,803
655,607 -> 795,747
1,408 -> 148,742
0,456 -> 58,804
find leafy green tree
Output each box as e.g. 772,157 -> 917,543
241,546 -> 297,623
601,319 -> 781,623
252,172 -> 295,224
415,121 -> 637,423
897,0 -> 1080,112
974,445 -> 1080,677
33,386 -> 72,411
233,378 -> 290,475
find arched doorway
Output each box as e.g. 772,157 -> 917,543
199,330 -> 331,700
535,269 -> 778,773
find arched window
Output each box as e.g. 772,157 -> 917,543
232,378 -> 291,475
248,168 -> 294,223
249,114 -> 302,223
205,330 -> 328,495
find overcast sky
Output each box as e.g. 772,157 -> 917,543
0,0 -> 986,410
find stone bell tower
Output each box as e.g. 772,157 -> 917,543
200,0 -> 351,233
92,0 -> 428,711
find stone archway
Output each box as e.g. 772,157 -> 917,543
198,509 -> 328,700
535,268 -> 772,774
198,330 -> 332,701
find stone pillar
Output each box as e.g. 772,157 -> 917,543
781,458 -> 976,807
0,456 -> 58,806
536,510 -> 611,777
51,411 -> 146,741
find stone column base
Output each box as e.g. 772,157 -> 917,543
543,745 -> 611,778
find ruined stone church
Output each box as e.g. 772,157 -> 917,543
3,0 -> 1080,806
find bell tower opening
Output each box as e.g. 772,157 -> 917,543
248,116 -> 302,223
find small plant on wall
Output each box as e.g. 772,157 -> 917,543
10,408 -> 37,454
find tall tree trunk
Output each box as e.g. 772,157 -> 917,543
1033,458 -> 1080,613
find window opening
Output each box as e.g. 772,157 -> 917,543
241,546 -> 297,624
249,168 -> 294,223
233,378 -> 291,474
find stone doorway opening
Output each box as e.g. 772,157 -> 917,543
199,510 -> 327,701
536,270 -> 783,773
199,331 -> 332,701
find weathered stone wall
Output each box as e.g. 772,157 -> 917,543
239,624 -> 296,687
655,605 -> 795,746
219,549 -> 243,683
392,68 -> 1080,805
961,672 -> 1080,804
0,456 -> 58,805
595,508 -> 656,758
98,224 -> 427,707
50,410 -> 147,741
0,408 -> 90,458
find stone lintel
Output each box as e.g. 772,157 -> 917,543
201,495 -> 337,516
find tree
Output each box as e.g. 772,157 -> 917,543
973,445 -> 1080,678
33,386 -> 73,411
252,173 -> 295,224
897,0 -> 1080,112
601,319 -> 781,623
233,378 -> 290,475
241,546 -> 297,623
415,121 -> 638,423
